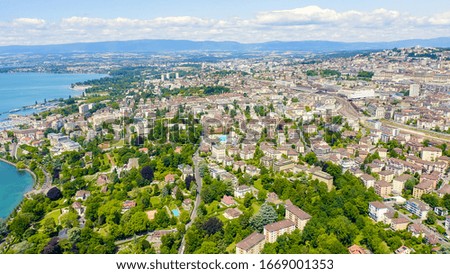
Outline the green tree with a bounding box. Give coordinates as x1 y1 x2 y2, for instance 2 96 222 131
202 217 223 235
250 203 278 232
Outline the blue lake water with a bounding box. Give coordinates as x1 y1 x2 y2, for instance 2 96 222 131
0 161 34 219
0 73 106 120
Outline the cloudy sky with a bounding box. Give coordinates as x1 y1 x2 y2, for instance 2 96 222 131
1 0 450 45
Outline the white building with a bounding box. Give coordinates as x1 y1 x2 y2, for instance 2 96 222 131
368 201 389 222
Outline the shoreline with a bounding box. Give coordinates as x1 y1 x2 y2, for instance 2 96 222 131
0 157 37 221
0 157 38 190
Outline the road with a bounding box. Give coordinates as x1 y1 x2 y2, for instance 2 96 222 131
178 150 203 254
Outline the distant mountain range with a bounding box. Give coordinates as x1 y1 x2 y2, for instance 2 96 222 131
1 37 450 54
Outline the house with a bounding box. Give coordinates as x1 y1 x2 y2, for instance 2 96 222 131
233 161 246 172
368 201 389 222
285 204 311 231
246 165 261 177
72 202 84 215
434 207 448 217
421 147 442 161
223 156 234 167
165 174 176 183
348 244 367 254
445 216 450 231
408 223 425 238
97 174 109 186
148 229 177 253
236 232 265 254
221 195 236 207
178 164 193 181
266 192 282 205
234 185 252 198
395 246 412 254
360 174 376 189
240 149 254 160
392 174 413 194
182 199 192 211
405 199 430 220
374 180 392 198
438 184 450 198
263 219 296 243
223 208 243 220
390 217 410 231
122 200 137 212
127 158 139 170
75 190 91 201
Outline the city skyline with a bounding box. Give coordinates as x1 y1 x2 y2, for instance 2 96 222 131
2 1 450 45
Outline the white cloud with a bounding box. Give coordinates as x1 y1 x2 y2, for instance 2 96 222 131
1 7 450 46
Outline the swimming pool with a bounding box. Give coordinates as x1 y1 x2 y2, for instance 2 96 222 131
172 209 180 217
219 135 227 143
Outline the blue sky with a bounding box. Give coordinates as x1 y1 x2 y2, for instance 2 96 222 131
1 0 450 45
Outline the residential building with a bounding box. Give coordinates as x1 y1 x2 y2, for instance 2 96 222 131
368 201 389 222
75 190 91 201
221 195 236 207
395 246 412 254
413 180 433 199
405 199 430 220
285 204 311 231
378 170 395 182
263 220 296 243
391 217 410 231
273 160 294 173
434 207 448 217
421 147 442 162
360 174 376 189
212 144 226 161
392 174 413 194
445 216 450 231
223 208 243 220
408 223 425 238
234 185 252 198
375 180 392 198
311 170 334 191
236 232 265 254
348 244 367 254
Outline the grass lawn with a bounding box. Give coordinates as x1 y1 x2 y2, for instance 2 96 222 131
254 180 264 191
251 202 261 213
45 209 62 223
206 201 221 215
150 196 161 206
111 139 125 148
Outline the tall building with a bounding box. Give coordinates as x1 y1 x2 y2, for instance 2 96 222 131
409 84 420 97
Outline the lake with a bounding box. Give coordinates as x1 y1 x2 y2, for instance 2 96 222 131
0 73 106 120
0 160 34 219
